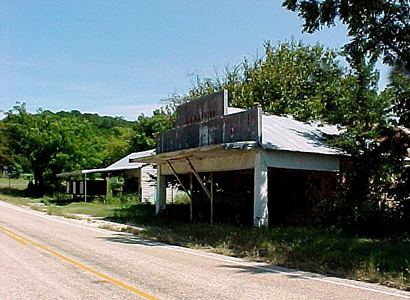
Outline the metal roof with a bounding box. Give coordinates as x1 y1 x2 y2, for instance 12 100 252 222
82 149 155 174
133 109 344 166
102 149 155 172
57 150 155 177
261 114 343 155
227 107 344 156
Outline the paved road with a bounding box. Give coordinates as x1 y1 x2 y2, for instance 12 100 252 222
1 201 409 300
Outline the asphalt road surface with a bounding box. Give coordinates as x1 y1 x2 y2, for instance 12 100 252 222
1 201 410 300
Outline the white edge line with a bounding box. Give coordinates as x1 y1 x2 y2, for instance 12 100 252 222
161 245 410 299
0 201 110 235
1 200 409 299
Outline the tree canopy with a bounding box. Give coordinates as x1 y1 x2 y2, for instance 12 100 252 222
128 109 175 152
282 0 410 69
187 40 390 126
0 105 135 194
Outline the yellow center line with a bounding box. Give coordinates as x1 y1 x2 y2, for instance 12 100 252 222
0 225 29 245
0 224 158 300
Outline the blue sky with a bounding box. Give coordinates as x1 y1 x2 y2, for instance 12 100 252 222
0 0 390 120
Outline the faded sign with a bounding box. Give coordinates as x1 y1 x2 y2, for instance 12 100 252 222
176 90 228 126
158 108 261 153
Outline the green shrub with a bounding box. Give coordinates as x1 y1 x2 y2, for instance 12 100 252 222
174 191 190 204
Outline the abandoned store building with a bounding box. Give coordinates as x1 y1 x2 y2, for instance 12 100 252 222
133 91 345 227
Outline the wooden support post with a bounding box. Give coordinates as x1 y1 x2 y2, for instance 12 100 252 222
186 157 213 224
185 158 212 199
84 173 87 202
189 173 193 222
167 160 193 221
105 175 110 203
156 164 166 215
254 151 269 227
166 161 191 197
210 172 214 225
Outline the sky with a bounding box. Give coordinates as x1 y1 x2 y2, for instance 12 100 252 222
0 0 390 121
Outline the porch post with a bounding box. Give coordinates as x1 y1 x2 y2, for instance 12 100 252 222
105 175 111 202
84 173 87 202
156 164 166 215
254 151 269 227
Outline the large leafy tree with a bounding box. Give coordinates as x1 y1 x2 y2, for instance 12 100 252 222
0 121 12 167
101 126 133 166
129 109 175 152
282 0 409 127
3 104 105 194
282 0 410 232
189 40 354 123
56 110 135 166
282 0 410 68
388 65 410 128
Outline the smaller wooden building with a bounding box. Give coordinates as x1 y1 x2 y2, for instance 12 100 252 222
58 150 157 203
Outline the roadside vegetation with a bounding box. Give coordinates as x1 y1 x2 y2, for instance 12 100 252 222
136 223 410 291
1 185 409 291
0 177 28 188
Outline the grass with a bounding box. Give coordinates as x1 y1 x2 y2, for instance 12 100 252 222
0 192 39 206
0 180 38 206
46 202 135 219
0 177 28 189
1 187 409 291
131 223 410 290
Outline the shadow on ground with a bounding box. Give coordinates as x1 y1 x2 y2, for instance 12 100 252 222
98 233 164 247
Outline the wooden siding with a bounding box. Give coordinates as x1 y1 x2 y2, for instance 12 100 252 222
140 164 156 203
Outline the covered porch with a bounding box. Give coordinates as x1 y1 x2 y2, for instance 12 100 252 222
133 143 340 227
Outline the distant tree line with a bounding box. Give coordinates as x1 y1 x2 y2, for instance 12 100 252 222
0 106 134 194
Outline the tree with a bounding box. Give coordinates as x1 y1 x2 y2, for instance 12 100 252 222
282 0 409 126
102 126 134 166
282 0 410 68
3 104 105 194
0 121 12 167
388 66 410 128
55 110 135 166
189 40 355 123
282 0 410 233
129 109 175 152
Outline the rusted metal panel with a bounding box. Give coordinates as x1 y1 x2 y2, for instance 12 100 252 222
158 109 261 153
176 90 228 126
223 108 259 143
